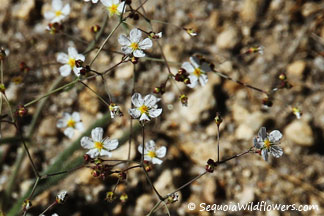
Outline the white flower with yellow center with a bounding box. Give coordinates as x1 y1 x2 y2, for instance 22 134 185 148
253 127 283 161
44 0 70 23
118 28 153 58
57 47 85 77
128 93 162 122
138 140 167 165
81 127 119 158
57 112 84 139
101 0 125 16
84 0 99 3
181 56 211 88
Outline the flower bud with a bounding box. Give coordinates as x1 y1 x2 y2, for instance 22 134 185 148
56 191 68 204
262 97 273 107
16 105 28 117
279 73 286 81
23 199 32 211
143 161 152 172
75 59 84 68
120 193 128 203
80 65 91 76
166 193 179 204
292 107 302 119
184 28 197 37
91 25 101 33
131 56 139 64
205 159 216 173
179 94 188 107
0 84 5 93
83 154 91 163
105 191 115 202
214 113 223 126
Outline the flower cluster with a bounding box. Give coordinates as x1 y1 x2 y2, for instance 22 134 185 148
253 127 283 161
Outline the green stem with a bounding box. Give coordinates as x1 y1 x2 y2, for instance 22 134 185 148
146 200 162 216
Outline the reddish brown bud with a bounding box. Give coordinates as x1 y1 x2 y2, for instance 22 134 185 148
91 25 101 33
205 159 216 173
16 105 28 117
131 56 138 64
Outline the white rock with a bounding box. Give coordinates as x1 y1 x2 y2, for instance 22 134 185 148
284 120 314 147
216 27 240 50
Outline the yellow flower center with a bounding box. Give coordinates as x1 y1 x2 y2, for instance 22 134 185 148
193 68 202 77
264 139 271 149
55 10 62 17
67 119 75 128
130 42 139 51
68 58 75 68
138 105 148 114
95 141 103 150
108 4 118 15
147 151 156 158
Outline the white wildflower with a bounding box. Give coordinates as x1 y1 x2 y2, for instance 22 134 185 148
118 28 153 58
57 112 84 139
44 0 70 23
138 140 167 165
128 93 162 122
57 47 85 77
181 56 211 88
101 0 125 16
81 127 119 158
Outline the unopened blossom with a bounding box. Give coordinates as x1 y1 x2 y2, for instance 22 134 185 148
181 56 211 88
101 0 125 16
81 127 118 158
118 28 153 58
56 191 68 204
128 93 162 122
109 103 123 118
57 47 85 77
253 127 283 161
57 112 84 139
292 107 302 119
138 140 167 165
84 0 99 3
44 0 70 23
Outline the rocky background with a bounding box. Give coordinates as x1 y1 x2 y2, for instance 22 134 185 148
0 0 324 215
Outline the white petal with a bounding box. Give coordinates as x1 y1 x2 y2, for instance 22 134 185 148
68 47 78 58
269 130 282 143
130 28 142 43
138 38 152 50
133 49 146 58
151 157 163 165
72 112 81 122
144 155 152 162
100 149 112 157
61 4 70 16
128 108 141 119
118 34 131 46
261 149 268 161
187 75 198 88
86 148 99 158
258 127 267 140
100 0 112 6
56 119 67 128
131 93 143 107
117 1 125 13
92 0 99 3
64 127 74 139
103 139 118 150
121 46 133 54
181 62 195 73
140 113 150 121
44 11 55 20
271 145 283 158
52 0 63 11
51 16 64 23
253 137 263 149
138 144 143 154
199 74 208 86
143 94 158 107
145 140 156 151
190 56 200 68
148 108 162 118
81 136 94 149
91 127 103 142
73 66 82 77
75 54 85 61
75 122 84 131
59 65 72 77
57 52 69 64
112 0 119 4
156 146 166 158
